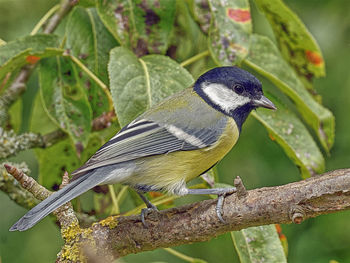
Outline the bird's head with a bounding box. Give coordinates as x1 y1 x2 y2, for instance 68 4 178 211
194 66 276 130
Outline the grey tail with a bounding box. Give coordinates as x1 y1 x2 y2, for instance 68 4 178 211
10 171 106 231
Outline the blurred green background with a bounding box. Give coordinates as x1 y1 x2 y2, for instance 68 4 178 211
0 0 349 262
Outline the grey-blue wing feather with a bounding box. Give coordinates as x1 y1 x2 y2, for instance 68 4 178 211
71 117 228 177
71 89 229 177
10 169 108 231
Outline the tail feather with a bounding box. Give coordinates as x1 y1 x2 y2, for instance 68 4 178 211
10 171 106 231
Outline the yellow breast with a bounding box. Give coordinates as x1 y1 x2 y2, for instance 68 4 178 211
127 118 240 194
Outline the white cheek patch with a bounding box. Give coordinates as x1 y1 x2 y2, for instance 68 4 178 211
201 82 250 113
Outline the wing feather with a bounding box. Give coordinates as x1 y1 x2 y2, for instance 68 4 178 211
71 94 229 178
71 120 209 176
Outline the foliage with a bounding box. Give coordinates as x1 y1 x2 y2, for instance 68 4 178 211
0 0 336 262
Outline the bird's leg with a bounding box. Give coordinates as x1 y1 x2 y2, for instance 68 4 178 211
186 187 236 223
137 191 158 227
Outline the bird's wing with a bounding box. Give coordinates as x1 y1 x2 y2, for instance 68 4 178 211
71 117 228 177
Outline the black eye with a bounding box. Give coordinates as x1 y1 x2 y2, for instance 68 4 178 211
234 84 244 94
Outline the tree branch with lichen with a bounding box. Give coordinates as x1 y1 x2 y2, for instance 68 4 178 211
0 111 115 160
0 162 38 209
3 164 350 262
0 129 66 159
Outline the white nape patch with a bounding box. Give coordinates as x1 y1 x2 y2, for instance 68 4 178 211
201 82 250 113
165 124 206 148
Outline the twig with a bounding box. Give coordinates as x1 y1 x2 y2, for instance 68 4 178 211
115 185 129 204
43 0 78 34
234 176 248 198
180 50 210 67
0 111 116 160
163 248 205 263
0 162 37 209
55 168 350 261
108 185 120 215
0 66 35 126
0 128 66 159
30 4 60 35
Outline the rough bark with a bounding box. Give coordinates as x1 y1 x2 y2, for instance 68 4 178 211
52 168 350 262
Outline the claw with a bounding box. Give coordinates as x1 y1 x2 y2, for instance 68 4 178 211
215 187 236 223
140 206 158 227
216 195 226 223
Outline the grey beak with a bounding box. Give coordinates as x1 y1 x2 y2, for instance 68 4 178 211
252 96 277 110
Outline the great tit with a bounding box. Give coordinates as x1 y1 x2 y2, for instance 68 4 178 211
10 66 276 231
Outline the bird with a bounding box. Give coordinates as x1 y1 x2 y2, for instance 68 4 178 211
10 66 276 231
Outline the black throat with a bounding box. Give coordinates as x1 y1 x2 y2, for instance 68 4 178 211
230 104 255 132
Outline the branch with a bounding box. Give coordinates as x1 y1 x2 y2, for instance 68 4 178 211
56 168 350 262
4 162 350 262
0 162 36 209
42 0 78 35
0 128 66 159
0 110 115 159
0 0 78 126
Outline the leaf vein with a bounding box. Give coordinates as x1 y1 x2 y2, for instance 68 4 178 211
139 58 151 107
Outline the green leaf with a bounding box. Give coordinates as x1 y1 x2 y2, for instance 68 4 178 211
65 7 118 117
30 92 57 134
231 225 287 263
8 99 22 133
30 94 80 189
173 1 207 62
208 0 252 65
96 0 176 56
80 132 106 163
66 7 118 85
0 34 63 80
78 0 96 8
108 47 194 127
30 94 113 189
35 139 81 189
0 38 5 46
254 0 325 83
187 0 211 34
173 1 216 80
39 57 92 148
245 34 334 152
252 96 324 178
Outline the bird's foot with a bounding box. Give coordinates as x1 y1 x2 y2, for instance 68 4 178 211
215 187 236 223
140 204 158 227
186 187 236 223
